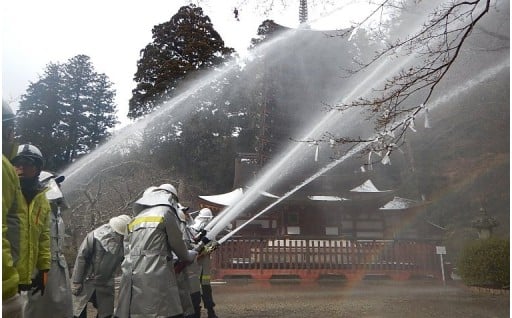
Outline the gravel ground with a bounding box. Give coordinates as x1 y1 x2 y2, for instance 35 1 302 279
207 279 509 318
88 279 509 317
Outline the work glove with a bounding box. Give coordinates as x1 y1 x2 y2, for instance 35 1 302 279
31 270 49 296
71 283 83 296
193 229 207 244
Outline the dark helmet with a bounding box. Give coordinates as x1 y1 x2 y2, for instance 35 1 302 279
2 100 16 123
12 144 44 169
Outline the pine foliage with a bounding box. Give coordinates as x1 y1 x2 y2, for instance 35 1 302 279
16 55 117 171
128 5 234 118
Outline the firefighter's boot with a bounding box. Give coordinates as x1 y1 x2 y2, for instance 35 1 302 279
189 291 202 318
201 284 218 318
206 308 218 318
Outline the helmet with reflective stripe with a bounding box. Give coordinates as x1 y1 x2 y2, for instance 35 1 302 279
12 144 44 169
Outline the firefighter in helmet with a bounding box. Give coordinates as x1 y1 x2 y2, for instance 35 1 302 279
71 214 132 318
10 144 52 302
189 208 218 318
115 184 197 318
2 100 25 317
25 171 73 318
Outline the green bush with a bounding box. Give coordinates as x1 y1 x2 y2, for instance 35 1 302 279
457 237 509 288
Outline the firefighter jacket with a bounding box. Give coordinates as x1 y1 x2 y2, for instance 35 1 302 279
26 201 73 317
12 176 51 287
2 155 22 300
71 224 124 317
188 217 215 308
175 216 197 316
114 205 195 318
183 219 202 294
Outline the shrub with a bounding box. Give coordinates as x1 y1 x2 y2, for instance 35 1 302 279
457 237 509 288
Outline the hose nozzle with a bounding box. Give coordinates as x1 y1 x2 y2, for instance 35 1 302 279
193 229 207 244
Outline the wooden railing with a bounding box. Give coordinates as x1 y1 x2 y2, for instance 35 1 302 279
211 237 442 281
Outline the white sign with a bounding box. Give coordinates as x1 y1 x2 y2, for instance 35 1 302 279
436 246 446 255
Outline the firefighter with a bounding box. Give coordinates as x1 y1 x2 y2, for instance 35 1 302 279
2 100 25 318
11 144 52 301
25 171 73 318
71 214 132 318
114 184 197 318
174 203 200 318
190 208 218 318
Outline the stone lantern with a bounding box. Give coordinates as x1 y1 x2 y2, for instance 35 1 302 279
471 208 498 239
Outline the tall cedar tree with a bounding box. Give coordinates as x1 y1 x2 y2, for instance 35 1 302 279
16 55 117 171
128 5 234 118
127 5 241 191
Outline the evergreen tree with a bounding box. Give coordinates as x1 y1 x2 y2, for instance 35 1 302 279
126 5 243 192
17 62 66 169
16 55 117 171
128 4 234 118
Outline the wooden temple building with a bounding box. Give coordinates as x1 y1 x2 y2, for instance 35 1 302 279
197 1 446 281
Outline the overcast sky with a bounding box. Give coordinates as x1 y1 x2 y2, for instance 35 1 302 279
2 0 377 125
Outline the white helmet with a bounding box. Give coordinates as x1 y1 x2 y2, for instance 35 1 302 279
133 184 178 214
143 186 158 196
157 183 178 198
39 171 54 182
134 191 173 209
191 208 213 231
176 203 189 222
109 214 132 235
197 208 213 219
12 144 44 169
39 171 65 201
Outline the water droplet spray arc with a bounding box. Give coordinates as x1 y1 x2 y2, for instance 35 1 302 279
59 30 295 189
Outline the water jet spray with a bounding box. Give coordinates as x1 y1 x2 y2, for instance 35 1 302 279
209 60 509 244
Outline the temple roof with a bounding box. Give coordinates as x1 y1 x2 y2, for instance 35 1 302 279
198 188 244 206
379 196 421 210
350 179 392 193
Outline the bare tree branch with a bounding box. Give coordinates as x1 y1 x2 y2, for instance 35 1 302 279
318 0 492 158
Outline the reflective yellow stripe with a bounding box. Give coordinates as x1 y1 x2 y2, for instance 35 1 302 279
128 216 164 231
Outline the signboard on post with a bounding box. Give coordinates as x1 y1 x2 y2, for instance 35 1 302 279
436 246 447 284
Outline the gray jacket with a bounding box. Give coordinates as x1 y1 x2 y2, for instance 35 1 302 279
115 205 195 318
71 223 124 317
25 203 73 317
